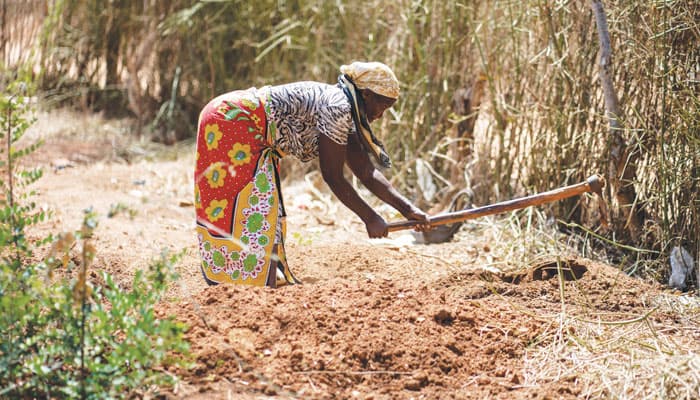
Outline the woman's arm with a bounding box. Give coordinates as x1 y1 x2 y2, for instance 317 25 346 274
345 134 429 225
318 134 389 238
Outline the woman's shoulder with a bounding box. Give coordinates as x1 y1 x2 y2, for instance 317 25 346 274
271 80 335 92
270 81 348 107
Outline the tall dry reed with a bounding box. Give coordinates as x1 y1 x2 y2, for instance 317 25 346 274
5 0 699 282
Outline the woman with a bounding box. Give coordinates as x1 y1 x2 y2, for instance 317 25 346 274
194 61 430 288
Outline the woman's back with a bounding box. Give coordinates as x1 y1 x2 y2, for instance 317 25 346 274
268 81 355 161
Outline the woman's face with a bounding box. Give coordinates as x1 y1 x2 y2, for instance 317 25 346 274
361 89 397 122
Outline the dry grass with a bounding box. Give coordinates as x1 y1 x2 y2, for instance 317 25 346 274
524 298 700 399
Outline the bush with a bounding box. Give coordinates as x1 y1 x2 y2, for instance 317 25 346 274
0 84 189 399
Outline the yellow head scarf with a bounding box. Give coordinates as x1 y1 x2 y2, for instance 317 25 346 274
339 61 400 99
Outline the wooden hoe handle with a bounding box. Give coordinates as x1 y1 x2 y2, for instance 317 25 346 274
388 175 604 233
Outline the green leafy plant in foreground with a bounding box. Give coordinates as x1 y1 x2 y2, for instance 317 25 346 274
0 84 189 399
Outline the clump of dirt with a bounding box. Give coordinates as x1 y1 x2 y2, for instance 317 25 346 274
530 257 589 281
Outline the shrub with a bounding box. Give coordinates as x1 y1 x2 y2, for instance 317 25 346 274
0 83 189 399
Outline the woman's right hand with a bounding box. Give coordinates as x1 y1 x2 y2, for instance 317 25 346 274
365 214 388 238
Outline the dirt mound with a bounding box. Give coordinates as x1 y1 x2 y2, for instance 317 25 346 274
165 280 540 399
161 257 662 399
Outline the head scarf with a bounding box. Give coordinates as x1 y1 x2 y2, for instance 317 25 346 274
338 69 394 169
339 62 400 99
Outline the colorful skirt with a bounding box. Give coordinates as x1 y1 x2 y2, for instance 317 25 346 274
194 87 299 287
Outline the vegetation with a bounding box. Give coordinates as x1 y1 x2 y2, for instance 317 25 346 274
0 2 698 398
0 81 189 398
3 1 698 279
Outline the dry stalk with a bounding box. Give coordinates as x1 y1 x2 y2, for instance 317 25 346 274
524 292 700 399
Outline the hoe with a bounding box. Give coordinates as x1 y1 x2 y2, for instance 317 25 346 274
390 175 607 244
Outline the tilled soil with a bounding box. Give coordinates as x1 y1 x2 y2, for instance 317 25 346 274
161 257 662 400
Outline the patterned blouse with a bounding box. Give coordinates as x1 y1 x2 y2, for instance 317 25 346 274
267 81 356 162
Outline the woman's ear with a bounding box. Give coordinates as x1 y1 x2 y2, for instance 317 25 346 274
359 88 372 103
360 89 396 106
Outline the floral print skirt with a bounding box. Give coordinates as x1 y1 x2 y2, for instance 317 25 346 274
194 87 298 287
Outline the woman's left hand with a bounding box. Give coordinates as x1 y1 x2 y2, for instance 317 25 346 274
403 207 432 232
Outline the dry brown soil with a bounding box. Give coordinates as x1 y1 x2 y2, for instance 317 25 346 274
25 111 693 399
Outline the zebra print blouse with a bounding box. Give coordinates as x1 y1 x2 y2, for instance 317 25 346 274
267 81 356 162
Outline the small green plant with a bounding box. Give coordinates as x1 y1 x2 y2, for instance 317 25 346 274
43 216 190 398
0 83 189 399
108 202 138 219
292 231 314 246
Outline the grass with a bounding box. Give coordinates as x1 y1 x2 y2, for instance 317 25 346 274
524 301 700 399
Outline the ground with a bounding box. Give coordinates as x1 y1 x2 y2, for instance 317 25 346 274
24 110 700 399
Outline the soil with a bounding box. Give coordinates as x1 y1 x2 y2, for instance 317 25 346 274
25 111 692 399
